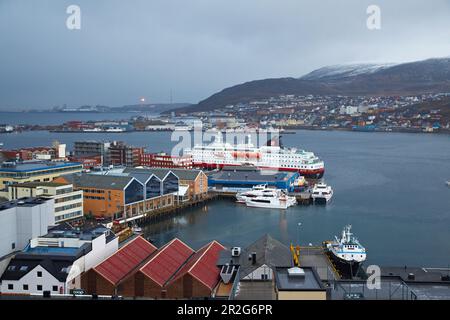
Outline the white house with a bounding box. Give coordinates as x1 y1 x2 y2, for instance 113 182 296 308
0 224 118 295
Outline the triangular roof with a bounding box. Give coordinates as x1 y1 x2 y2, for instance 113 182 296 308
239 234 292 278
93 236 157 285
139 238 194 287
167 240 226 290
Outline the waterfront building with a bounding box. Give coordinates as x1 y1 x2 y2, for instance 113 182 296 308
81 236 157 296
0 142 66 162
106 141 143 167
7 182 83 223
55 173 176 220
116 238 225 299
0 197 55 259
139 153 193 169
0 161 83 198
67 155 102 170
208 166 299 192
74 141 110 159
124 168 208 200
0 223 118 295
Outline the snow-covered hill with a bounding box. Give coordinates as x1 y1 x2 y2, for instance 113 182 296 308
301 63 397 80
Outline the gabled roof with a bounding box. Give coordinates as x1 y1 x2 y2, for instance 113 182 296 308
218 234 292 279
93 236 157 285
123 167 170 180
62 173 135 190
0 255 76 282
124 167 203 181
167 240 226 290
139 238 194 287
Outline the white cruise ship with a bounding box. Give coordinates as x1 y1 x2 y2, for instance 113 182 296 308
184 135 325 178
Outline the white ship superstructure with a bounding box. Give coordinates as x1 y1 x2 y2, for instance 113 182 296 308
245 189 297 209
185 135 325 178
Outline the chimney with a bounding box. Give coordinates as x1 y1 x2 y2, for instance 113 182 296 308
251 252 256 265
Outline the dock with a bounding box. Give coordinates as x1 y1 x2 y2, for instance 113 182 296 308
298 246 341 281
108 193 219 228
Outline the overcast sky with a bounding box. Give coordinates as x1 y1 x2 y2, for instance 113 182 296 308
0 0 449 110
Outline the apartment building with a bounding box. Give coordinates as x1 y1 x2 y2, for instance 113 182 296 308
7 182 83 223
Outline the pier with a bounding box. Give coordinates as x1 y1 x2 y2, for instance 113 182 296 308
116 193 219 227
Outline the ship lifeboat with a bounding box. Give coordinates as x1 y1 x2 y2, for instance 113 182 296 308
246 152 260 159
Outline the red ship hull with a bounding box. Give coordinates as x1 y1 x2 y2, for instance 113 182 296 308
194 162 325 179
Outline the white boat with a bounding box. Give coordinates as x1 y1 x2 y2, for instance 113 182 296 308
236 184 271 203
132 225 143 234
105 127 126 132
311 182 333 203
446 181 450 187
245 189 297 209
83 128 103 132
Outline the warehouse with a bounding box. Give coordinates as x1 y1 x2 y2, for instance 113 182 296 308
81 236 157 296
208 166 299 192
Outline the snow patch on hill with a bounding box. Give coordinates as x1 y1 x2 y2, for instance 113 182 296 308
301 63 398 80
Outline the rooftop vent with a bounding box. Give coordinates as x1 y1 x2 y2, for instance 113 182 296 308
231 247 241 257
287 267 305 278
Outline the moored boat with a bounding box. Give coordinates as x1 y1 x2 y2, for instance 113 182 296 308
185 134 325 178
245 189 297 209
311 182 333 204
324 225 366 279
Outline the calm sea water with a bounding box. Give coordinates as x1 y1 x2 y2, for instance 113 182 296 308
1 128 449 267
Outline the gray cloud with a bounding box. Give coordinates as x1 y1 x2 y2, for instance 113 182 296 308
0 0 449 110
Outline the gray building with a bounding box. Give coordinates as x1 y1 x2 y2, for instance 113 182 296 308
0 198 55 259
74 141 110 158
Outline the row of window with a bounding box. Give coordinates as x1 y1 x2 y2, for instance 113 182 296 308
55 202 82 212
7 283 59 292
55 210 83 222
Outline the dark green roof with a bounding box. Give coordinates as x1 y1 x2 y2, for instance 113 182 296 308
63 173 134 190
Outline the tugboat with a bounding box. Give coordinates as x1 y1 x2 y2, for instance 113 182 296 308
311 182 333 204
325 225 366 278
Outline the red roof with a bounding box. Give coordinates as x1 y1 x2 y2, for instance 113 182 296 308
93 236 157 285
140 238 194 286
168 240 226 290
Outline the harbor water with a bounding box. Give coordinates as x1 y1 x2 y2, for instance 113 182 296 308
1 129 449 267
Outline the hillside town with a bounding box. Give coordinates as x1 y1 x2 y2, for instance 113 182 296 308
2 93 449 135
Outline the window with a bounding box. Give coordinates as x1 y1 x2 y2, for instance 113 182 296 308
23 284 28 291
37 285 42 291
11 243 15 250
8 284 13 290
20 266 28 272
52 286 58 292
37 271 42 277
